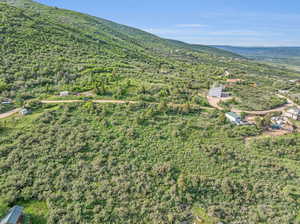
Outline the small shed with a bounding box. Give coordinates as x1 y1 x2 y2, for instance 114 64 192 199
226 112 242 125
278 90 289 94
59 91 69 97
208 86 229 98
19 108 30 116
0 206 24 224
1 99 12 105
284 107 300 120
223 71 230 76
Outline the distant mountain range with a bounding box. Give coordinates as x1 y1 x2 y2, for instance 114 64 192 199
214 46 300 69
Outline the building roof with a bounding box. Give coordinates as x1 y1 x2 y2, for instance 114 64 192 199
286 107 300 114
208 86 223 96
226 112 240 119
20 108 29 113
0 206 23 224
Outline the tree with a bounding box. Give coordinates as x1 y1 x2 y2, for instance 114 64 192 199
0 79 8 93
218 113 227 125
0 199 9 217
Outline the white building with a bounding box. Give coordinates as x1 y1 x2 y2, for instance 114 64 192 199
270 116 288 129
208 86 229 98
1 98 12 104
60 91 69 97
278 90 289 94
19 108 30 116
284 107 300 120
225 112 242 125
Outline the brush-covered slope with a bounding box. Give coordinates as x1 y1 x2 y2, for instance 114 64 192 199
0 0 247 100
1 0 243 59
2 1 300 223
1 0 298 102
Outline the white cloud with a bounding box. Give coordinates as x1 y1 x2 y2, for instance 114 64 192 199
142 28 182 35
175 24 207 28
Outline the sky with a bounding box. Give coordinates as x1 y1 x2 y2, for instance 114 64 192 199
35 0 300 46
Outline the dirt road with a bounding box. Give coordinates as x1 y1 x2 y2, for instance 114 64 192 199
1 94 298 120
207 95 299 115
41 100 136 104
0 108 21 119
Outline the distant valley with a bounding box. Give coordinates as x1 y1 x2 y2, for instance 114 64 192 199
214 45 300 71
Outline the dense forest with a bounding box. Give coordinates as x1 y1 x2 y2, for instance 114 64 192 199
1 0 300 223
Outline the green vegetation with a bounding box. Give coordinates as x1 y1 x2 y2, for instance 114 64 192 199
0 199 9 218
1 0 300 223
20 201 48 224
0 0 299 110
0 103 299 224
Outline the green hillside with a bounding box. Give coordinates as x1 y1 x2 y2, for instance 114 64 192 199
166 39 244 58
1 1 300 224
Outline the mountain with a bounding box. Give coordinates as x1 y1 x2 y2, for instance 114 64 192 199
0 0 249 99
214 45 300 70
165 39 245 58
2 1 300 224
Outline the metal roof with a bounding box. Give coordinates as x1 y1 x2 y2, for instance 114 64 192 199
0 206 23 224
287 107 300 114
208 86 223 97
226 112 240 119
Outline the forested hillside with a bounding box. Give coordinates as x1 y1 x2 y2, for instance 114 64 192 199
1 0 300 223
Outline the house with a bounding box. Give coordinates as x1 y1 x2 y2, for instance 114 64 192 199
270 116 288 129
278 90 289 94
19 108 30 116
0 206 24 224
223 71 230 76
208 86 229 98
225 112 243 125
1 99 12 105
289 80 300 83
283 107 300 120
59 91 69 97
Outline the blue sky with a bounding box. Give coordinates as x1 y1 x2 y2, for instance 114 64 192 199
36 0 300 46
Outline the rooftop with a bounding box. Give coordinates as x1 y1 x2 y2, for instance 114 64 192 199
226 112 240 119
286 107 300 114
0 206 23 224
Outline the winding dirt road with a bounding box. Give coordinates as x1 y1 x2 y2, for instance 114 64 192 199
0 108 21 119
1 94 297 120
207 95 299 115
40 100 136 104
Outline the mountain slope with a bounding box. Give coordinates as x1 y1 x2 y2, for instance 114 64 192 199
2 0 243 59
2 2 300 223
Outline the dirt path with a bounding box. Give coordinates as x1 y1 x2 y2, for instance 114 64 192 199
231 103 293 115
41 100 136 104
207 95 299 115
1 94 298 120
0 108 21 119
206 96 230 110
